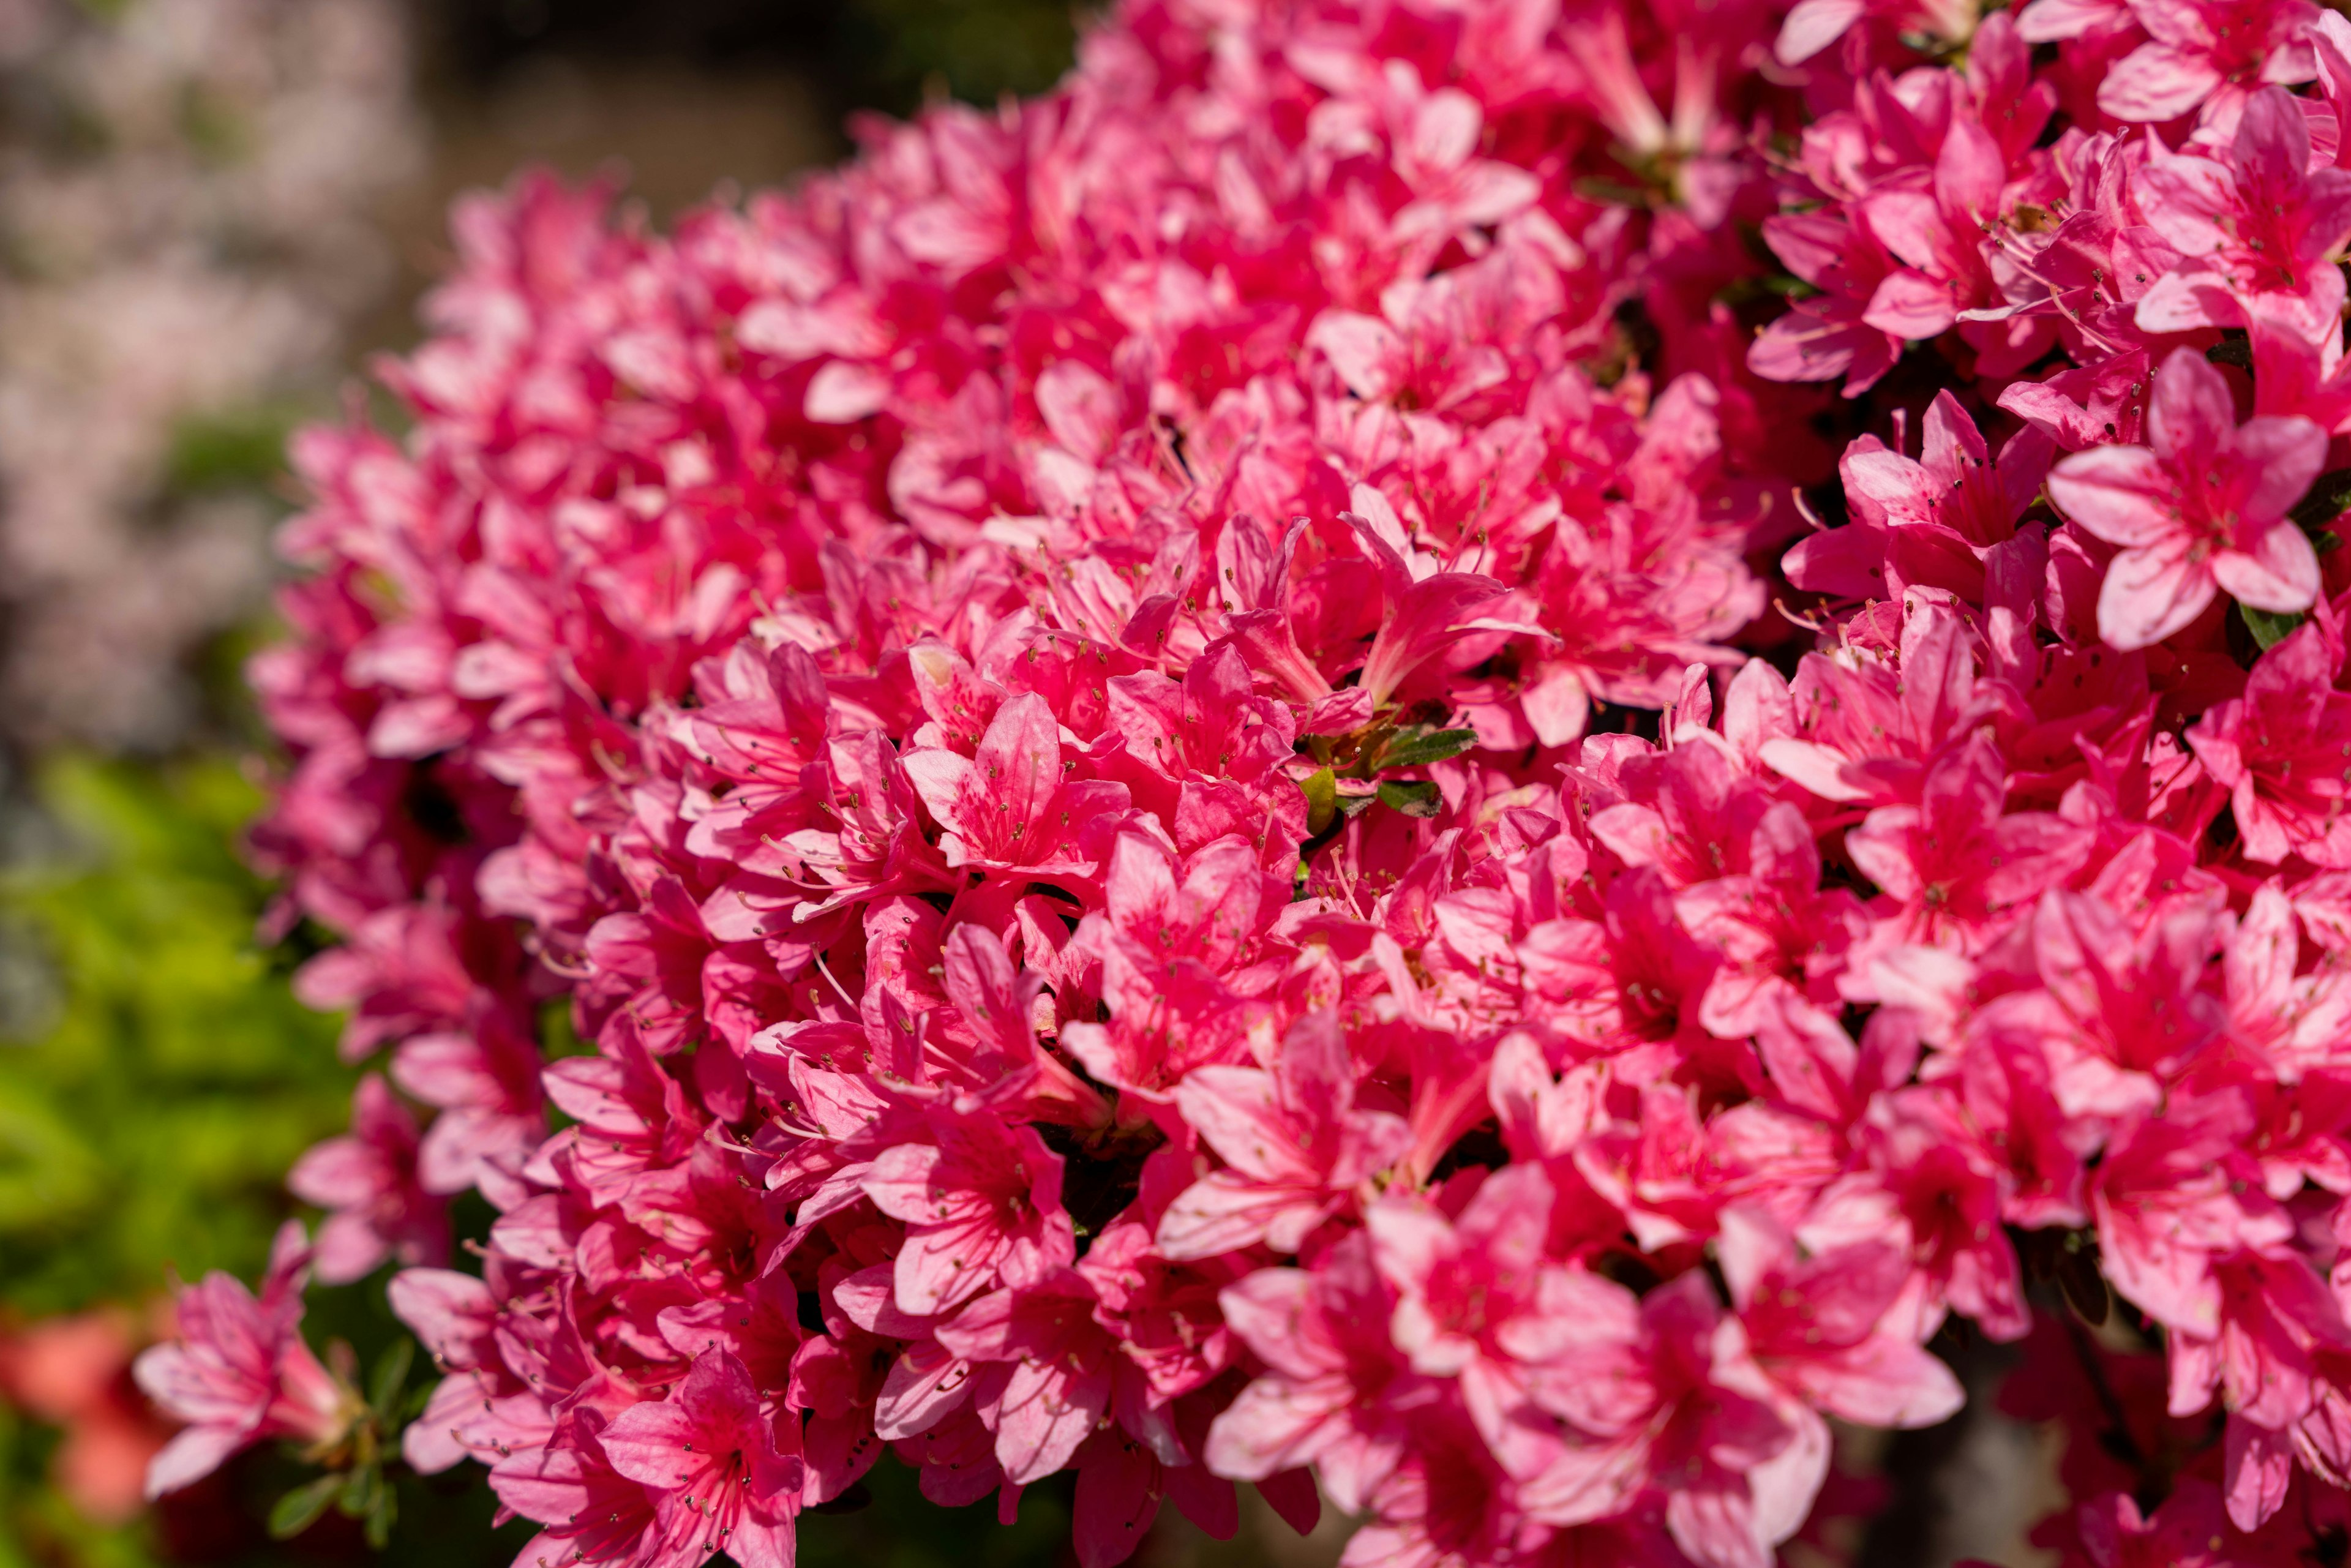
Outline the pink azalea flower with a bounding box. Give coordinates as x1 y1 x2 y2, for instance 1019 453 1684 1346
2096 0 2319 126
1775 0 1978 66
1842 732 2096 956
1157 1011 1408 1259
2135 87 2351 342
287 1076 448 1285
133 1224 356 1498
2090 1096 2295 1336
2188 616 2351 868
1785 394 2052 603
928 1272 1128 1488
231 1 2351 1559
2045 346 2327 649
864 1108 1076 1316
1715 1207 1963 1429
1517 1272 1816 1568
598 1349 804 1568
1749 209 1905 396
1205 1237 1419 1516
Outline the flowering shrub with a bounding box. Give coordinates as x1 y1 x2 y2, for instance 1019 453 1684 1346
141 0 2351 1561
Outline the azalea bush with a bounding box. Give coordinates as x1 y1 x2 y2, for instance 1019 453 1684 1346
135 0 2351 1562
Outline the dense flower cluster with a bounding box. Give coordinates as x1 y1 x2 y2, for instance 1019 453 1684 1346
139 0 2351 1562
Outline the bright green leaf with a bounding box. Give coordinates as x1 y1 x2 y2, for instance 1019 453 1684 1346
2241 604 2307 651
1374 728 1478 771
1378 779 1444 817
1300 768 1338 837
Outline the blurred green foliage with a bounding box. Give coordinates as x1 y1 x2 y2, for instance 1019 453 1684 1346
160 407 301 501
834 0 1084 108
0 757 347 1318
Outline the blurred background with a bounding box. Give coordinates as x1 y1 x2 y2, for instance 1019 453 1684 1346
0 3 2058 1565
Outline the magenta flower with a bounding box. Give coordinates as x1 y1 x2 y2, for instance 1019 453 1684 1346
1717 1207 1963 1430
930 1273 1120 1487
2046 347 2326 650
2095 0 2319 125
1157 1011 1408 1259
1205 1237 1418 1515
2136 87 2351 342
133 1225 356 1498
598 1350 804 1568
864 1109 1076 1316
2188 617 2351 868
287 1076 448 1285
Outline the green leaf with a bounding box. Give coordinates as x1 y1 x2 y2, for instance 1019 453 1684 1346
365 1485 398 1551
162 404 298 495
1374 728 1478 771
1378 779 1443 817
268 1474 343 1540
1300 768 1338 837
340 1460 373 1516
370 1336 414 1415
2241 604 2307 650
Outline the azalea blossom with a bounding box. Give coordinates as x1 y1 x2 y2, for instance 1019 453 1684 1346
2045 347 2325 650
134 1225 355 1498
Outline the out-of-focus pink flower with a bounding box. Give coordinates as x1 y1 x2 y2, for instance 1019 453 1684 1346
132 1224 355 1498
287 1076 448 1283
0 1311 171 1525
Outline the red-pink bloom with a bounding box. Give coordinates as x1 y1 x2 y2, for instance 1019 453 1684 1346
598 1349 804 1568
229 3 2351 1561
864 1108 1076 1316
2188 617 2351 868
2069 1480 2265 1567
2046 347 2326 649
2094 0 2319 125
1517 1272 1817 1568
902 692 1131 879
287 1076 448 1285
133 1225 355 1498
1842 733 2094 956
2135 87 2351 342
1775 0 1976 65
1786 394 2052 604
1206 1237 1419 1516
2091 1096 2295 1335
1716 1207 1963 1430
1749 209 1905 396
928 1272 1127 1487
1157 1012 1408 1259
